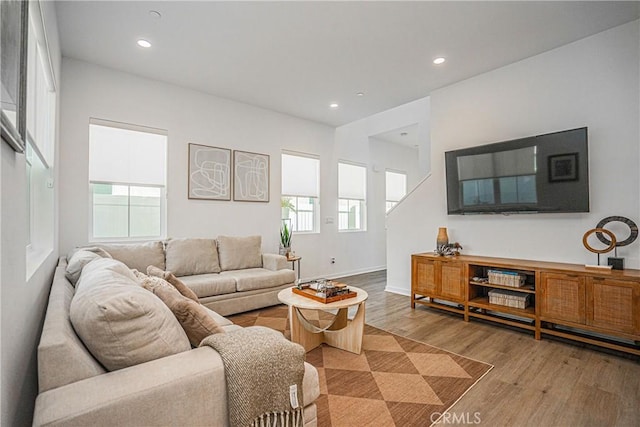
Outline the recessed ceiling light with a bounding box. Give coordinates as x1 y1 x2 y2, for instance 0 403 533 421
149 10 162 19
329 103 339 109
356 92 365 97
433 57 446 65
137 39 152 48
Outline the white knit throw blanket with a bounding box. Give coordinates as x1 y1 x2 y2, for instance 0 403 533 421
200 326 305 427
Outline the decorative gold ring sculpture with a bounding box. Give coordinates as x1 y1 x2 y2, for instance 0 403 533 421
582 228 617 254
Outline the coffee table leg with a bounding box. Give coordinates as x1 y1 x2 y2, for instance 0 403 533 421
289 303 366 354
324 302 365 354
290 306 324 352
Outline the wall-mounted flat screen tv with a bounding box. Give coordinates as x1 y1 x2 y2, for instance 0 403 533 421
445 127 589 214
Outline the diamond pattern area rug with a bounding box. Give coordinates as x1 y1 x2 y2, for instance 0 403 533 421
228 305 493 427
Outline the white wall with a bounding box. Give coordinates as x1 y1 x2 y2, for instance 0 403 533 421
59 59 416 280
387 20 640 294
1 2 62 426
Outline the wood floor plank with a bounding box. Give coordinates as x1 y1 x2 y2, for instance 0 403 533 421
337 270 640 427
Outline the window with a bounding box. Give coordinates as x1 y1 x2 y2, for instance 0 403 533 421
281 152 319 232
338 162 366 231
385 170 407 212
89 120 167 240
25 2 56 277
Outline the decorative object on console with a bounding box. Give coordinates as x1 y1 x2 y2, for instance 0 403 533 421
434 226 462 257
436 227 449 247
435 242 463 256
233 150 270 202
188 143 231 201
435 227 454 255
595 216 638 270
582 227 616 270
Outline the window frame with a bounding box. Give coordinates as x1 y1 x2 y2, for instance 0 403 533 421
281 151 320 234
338 161 367 232
88 120 168 242
385 169 407 213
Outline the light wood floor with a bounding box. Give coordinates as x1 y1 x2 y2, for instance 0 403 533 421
338 270 640 427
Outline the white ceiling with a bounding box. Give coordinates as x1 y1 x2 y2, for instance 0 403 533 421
55 1 639 127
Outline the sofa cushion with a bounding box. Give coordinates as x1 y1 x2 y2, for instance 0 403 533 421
178 273 237 298
75 258 139 294
97 241 165 272
141 276 225 347
65 248 112 286
147 265 199 302
165 238 221 276
38 263 107 393
221 268 296 292
70 259 190 371
204 306 233 327
217 235 262 271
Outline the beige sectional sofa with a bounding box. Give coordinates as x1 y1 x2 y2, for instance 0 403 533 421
92 235 296 316
33 236 319 426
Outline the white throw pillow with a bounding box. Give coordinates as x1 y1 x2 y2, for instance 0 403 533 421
217 235 262 271
70 258 190 371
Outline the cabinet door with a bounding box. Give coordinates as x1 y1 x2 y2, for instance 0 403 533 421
540 273 586 324
587 278 640 336
413 258 437 295
440 262 465 301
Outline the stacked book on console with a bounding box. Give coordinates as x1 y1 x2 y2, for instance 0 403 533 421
488 289 530 309
487 269 526 287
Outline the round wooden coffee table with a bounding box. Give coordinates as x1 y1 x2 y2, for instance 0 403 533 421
278 286 368 354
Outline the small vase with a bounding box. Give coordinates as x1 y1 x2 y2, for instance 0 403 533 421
437 227 449 247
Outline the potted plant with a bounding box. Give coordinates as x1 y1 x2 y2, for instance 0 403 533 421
280 220 292 257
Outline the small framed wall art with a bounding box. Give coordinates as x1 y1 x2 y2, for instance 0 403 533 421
188 143 231 200
548 153 579 182
233 150 270 202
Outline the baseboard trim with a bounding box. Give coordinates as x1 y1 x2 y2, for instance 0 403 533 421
301 266 386 283
328 265 386 280
384 285 411 296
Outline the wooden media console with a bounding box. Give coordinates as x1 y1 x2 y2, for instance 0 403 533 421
411 253 640 355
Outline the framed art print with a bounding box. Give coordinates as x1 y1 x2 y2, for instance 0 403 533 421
188 143 231 200
233 150 270 202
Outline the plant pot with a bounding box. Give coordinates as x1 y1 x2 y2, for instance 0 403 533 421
279 246 290 256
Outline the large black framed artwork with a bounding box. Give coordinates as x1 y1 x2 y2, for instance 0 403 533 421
1 0 29 153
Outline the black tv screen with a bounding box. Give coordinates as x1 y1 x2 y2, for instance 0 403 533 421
445 127 589 214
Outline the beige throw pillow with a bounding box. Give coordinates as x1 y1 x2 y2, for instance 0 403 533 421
142 276 225 346
96 241 166 272
147 265 199 302
165 238 221 276
65 248 112 286
217 235 262 271
70 259 190 371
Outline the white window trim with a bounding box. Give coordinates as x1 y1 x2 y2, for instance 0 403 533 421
281 150 321 233
87 119 168 242
25 1 56 280
88 182 167 243
385 168 408 212
281 195 320 234
338 160 367 232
